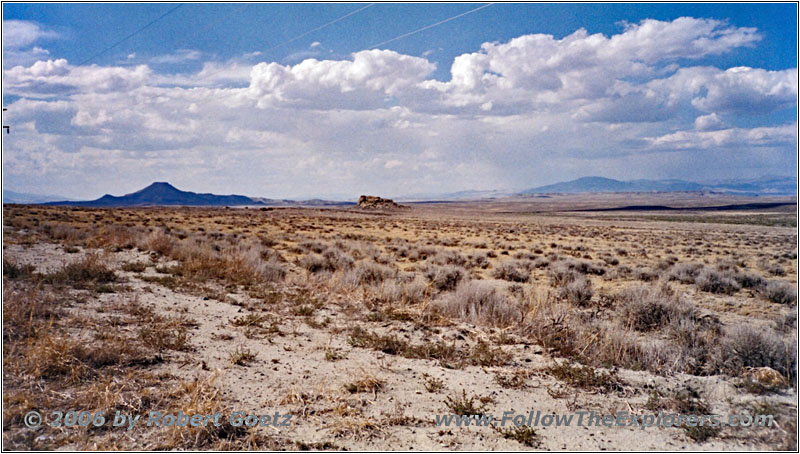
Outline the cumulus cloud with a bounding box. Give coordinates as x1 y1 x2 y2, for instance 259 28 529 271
2 16 796 198
2 20 59 68
246 49 435 109
2 20 58 49
149 49 203 64
688 66 797 115
4 59 151 96
419 17 764 113
694 113 726 131
646 124 797 150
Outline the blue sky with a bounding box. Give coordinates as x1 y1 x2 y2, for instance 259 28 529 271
2 3 797 199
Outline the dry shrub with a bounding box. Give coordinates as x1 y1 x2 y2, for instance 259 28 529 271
45 223 88 243
423 264 466 292
712 325 797 383
695 268 741 294
548 262 579 286
162 373 283 449
3 285 59 341
87 225 140 250
3 259 36 280
300 248 354 274
224 244 286 283
759 280 797 305
668 262 705 284
322 247 355 270
468 252 490 269
579 322 649 371
664 317 721 375
443 389 488 416
177 242 285 285
759 258 787 276
774 312 797 334
377 279 426 305
560 275 594 306
430 281 522 328
143 230 174 256
547 361 623 392
733 271 767 289
344 370 385 394
520 289 580 358
340 261 395 288
299 253 332 274
492 261 530 282
430 249 468 267
42 252 117 288
617 284 697 332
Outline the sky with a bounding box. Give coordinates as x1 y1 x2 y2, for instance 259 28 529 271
2 3 797 200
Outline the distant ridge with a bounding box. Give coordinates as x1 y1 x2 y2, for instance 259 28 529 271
42 182 353 207
3 190 75 204
520 175 797 196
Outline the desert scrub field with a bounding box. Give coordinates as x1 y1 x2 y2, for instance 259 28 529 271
2 203 797 450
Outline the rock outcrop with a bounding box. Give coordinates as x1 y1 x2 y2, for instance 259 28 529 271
356 195 403 210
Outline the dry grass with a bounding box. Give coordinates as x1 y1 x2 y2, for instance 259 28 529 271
2 201 796 450
443 389 488 416
429 281 522 328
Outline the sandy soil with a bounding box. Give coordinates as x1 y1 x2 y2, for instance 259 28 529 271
4 236 795 450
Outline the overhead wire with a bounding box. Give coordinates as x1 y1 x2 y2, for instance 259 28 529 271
262 3 375 55
198 3 375 82
367 3 494 49
77 4 184 66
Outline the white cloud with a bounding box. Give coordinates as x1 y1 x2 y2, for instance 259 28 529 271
2 20 58 49
2 20 59 68
246 49 436 109
4 59 151 96
150 49 203 64
309 41 321 49
1 17 795 199
688 66 797 115
419 17 763 114
646 124 797 150
694 113 725 131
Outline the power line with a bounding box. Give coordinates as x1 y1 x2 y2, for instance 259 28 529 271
168 4 248 54
368 3 494 49
262 3 375 55
77 4 184 66
199 3 374 82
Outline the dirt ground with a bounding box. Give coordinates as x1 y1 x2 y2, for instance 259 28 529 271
2 199 797 450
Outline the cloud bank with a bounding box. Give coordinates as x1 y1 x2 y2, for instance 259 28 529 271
2 17 796 199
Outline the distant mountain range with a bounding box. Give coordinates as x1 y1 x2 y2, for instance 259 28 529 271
520 176 797 196
396 189 516 202
37 182 352 207
3 190 76 204
5 175 795 207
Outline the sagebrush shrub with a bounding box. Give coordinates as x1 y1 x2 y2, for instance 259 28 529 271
492 261 530 283
431 281 521 327
424 264 466 292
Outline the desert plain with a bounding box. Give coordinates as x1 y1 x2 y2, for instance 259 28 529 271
2 192 797 450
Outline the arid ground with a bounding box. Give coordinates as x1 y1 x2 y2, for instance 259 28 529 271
2 194 797 450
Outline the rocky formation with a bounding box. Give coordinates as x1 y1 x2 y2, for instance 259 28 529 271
356 195 404 210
